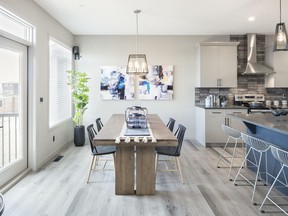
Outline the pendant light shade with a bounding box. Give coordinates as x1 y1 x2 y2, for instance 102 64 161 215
126 9 149 75
273 0 288 51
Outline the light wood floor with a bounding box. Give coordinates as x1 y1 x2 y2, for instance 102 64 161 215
2 140 286 216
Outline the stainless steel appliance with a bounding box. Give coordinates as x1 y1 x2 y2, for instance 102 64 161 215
234 94 269 113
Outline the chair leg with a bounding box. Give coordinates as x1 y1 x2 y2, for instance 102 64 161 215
251 152 263 205
233 147 252 185
155 153 159 172
259 165 285 213
175 157 184 184
216 136 231 168
228 139 238 181
87 155 96 183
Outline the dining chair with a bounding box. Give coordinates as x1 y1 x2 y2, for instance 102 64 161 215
166 117 176 132
95 118 104 132
86 124 116 183
155 124 186 183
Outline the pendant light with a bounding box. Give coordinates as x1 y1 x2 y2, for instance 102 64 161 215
126 9 149 75
273 0 288 52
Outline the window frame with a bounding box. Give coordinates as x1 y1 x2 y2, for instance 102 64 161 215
48 37 72 129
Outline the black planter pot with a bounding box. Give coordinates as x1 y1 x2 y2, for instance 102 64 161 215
74 125 85 146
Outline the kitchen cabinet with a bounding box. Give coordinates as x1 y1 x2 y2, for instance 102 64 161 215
195 107 247 146
195 42 239 87
265 51 288 87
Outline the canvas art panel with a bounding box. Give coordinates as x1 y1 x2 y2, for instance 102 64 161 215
100 66 134 100
139 65 174 100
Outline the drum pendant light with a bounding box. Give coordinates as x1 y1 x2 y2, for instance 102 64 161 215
126 9 149 75
273 0 288 51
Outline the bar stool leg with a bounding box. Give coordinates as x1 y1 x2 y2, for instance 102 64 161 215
259 165 285 213
216 136 231 168
228 138 238 181
233 148 252 186
251 152 263 205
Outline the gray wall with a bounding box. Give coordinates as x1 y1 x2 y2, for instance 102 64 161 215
75 35 230 139
1 0 74 170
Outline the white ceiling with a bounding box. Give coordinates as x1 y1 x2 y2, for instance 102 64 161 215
33 0 286 35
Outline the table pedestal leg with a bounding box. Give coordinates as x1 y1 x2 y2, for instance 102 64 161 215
136 146 156 195
115 146 134 195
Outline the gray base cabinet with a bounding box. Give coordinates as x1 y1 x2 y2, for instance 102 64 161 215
195 107 247 147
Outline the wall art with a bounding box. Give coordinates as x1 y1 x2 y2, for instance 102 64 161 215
139 65 174 100
100 66 134 100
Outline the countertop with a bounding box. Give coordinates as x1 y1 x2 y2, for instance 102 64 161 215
228 113 288 135
195 104 247 109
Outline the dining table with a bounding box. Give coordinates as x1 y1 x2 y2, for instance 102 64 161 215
93 114 178 195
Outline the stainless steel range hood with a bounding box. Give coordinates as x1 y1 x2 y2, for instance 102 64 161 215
240 34 275 75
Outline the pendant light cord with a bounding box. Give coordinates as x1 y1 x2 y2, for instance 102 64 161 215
280 0 282 23
134 9 140 55
136 11 138 55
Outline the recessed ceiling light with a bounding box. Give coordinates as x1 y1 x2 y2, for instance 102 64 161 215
248 17 255 22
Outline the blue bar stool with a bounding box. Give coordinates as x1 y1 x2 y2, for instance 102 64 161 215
216 124 243 181
233 133 271 205
259 146 288 214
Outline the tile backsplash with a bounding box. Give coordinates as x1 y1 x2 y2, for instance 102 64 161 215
195 75 288 106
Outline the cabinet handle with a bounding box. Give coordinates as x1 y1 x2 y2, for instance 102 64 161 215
217 78 221 87
212 112 222 114
232 112 242 114
227 118 230 126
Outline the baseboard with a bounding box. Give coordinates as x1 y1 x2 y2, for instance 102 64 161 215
36 139 73 171
206 142 244 147
0 168 31 194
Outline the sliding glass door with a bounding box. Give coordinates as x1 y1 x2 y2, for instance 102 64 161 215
0 36 28 188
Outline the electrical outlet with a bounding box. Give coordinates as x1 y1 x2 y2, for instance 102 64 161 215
283 94 286 98
53 136 55 142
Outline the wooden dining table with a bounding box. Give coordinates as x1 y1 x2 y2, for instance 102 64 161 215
93 114 178 195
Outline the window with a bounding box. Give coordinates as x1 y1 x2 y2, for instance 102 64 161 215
49 38 72 128
0 6 33 43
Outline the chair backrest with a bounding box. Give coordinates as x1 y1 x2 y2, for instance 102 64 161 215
87 124 98 153
95 118 104 132
271 146 288 166
174 124 186 156
241 132 270 152
221 124 241 139
167 118 176 132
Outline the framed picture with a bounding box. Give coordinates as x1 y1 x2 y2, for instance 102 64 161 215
139 65 174 100
100 66 134 100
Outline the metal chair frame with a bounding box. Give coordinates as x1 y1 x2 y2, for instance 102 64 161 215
155 124 186 184
233 132 271 205
259 146 288 215
166 118 176 133
217 124 244 181
95 118 104 132
87 124 115 183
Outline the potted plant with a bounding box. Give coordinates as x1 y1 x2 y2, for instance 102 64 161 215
67 70 90 146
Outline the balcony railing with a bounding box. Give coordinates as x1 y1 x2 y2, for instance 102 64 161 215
0 113 19 169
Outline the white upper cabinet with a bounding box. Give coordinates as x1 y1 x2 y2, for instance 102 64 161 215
265 50 288 88
195 42 239 88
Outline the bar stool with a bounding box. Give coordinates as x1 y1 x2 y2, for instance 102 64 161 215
233 133 271 205
259 146 288 214
216 124 243 181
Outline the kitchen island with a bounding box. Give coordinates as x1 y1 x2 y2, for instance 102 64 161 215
228 113 288 188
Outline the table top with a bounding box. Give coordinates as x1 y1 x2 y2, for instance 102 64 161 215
93 114 178 146
228 113 288 136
